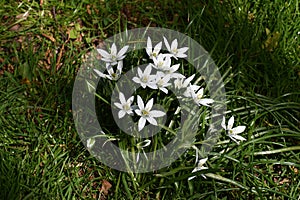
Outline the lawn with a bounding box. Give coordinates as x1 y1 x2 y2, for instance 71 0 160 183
0 0 300 199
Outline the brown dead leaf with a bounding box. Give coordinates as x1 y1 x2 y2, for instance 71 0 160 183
41 33 56 43
16 11 30 20
279 178 290 185
87 5 92 15
100 180 112 195
9 24 21 31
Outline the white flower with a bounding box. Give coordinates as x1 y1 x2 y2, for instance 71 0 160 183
174 74 195 90
135 96 166 131
146 37 162 60
132 64 157 89
93 61 123 80
221 116 247 144
152 54 171 71
155 72 171 94
188 158 208 180
97 43 129 66
190 88 214 106
136 139 151 163
114 92 134 118
163 37 189 59
160 63 186 79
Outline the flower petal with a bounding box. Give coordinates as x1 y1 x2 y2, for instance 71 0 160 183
111 43 117 55
154 42 162 53
119 92 126 104
97 48 110 58
117 45 129 58
146 116 158 125
228 116 234 130
114 102 123 110
137 95 144 110
144 64 152 76
93 69 106 78
231 134 246 141
150 110 165 117
138 117 146 131
163 37 171 51
171 39 178 51
145 98 154 110
231 126 246 134
198 158 208 166
118 110 126 118
221 116 226 130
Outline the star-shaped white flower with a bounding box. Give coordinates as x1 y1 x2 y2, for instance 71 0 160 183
155 72 171 94
221 116 247 144
135 96 166 131
188 158 208 180
190 88 214 106
97 43 129 66
152 54 172 71
159 63 186 79
136 139 151 163
114 92 134 118
93 61 123 80
132 64 157 89
145 37 162 60
174 74 196 90
163 37 189 59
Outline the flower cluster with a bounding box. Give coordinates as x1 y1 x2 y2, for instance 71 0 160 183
94 43 129 80
94 37 248 178
95 37 215 131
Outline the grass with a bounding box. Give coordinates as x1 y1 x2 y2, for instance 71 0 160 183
0 0 299 199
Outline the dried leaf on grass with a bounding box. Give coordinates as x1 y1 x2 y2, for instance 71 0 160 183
100 180 112 195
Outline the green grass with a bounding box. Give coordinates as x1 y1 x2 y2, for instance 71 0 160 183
0 0 300 199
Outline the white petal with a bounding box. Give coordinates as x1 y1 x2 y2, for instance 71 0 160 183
147 37 152 50
118 110 126 118
137 95 144 110
114 102 123 110
111 43 117 55
135 109 142 116
231 126 246 134
128 96 134 104
228 116 234 130
198 158 208 166
138 117 147 131
117 61 123 72
154 42 162 53
147 117 157 125
144 64 152 75
118 92 126 104
150 110 165 117
132 77 141 84
171 39 178 51
199 99 214 106
163 37 171 51
221 116 226 130
97 48 110 58
160 87 168 94
197 88 204 96
178 47 188 54
147 82 158 89
184 74 195 86
117 45 129 58
145 98 154 110
93 69 106 78
231 134 246 141
170 63 180 72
